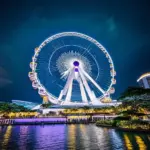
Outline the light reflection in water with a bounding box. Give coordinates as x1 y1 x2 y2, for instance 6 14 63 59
2 126 12 150
79 124 90 150
19 126 28 150
135 135 147 150
34 125 66 150
148 135 150 141
109 129 125 149
0 125 149 150
68 124 76 150
93 126 110 149
124 134 133 150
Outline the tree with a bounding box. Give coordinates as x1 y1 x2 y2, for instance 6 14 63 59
119 86 150 100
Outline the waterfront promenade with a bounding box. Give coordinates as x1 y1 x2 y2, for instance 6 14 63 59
0 114 121 125
0 117 91 125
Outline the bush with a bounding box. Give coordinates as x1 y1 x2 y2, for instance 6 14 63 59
96 120 114 126
116 120 150 130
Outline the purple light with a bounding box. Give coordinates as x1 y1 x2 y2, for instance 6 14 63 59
14 118 67 123
73 61 79 66
74 68 78 72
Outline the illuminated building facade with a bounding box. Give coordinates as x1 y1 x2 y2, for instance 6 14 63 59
137 73 150 89
12 100 39 110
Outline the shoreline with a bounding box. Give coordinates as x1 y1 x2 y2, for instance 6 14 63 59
1 121 149 134
96 124 150 133
0 118 92 125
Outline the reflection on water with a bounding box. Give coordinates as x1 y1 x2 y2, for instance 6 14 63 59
19 126 28 150
148 135 150 141
79 124 90 150
109 129 125 149
2 126 12 150
0 124 149 150
68 125 76 150
135 135 147 150
124 134 133 150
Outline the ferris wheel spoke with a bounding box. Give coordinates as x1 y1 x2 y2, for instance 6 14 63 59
61 69 71 79
82 45 91 55
80 68 105 94
78 78 88 103
64 75 73 103
78 69 100 104
61 69 74 95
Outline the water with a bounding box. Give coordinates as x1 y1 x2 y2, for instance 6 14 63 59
0 124 149 150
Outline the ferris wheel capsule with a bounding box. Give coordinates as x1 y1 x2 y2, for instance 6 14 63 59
35 47 39 52
110 69 116 77
28 72 36 81
30 62 37 70
113 70 116 76
110 69 113 76
109 87 115 94
32 81 39 89
110 63 113 68
111 78 116 85
38 88 47 96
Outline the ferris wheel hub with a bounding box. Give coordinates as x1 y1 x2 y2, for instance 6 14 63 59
74 68 79 72
73 61 80 66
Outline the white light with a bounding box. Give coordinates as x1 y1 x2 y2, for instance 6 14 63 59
56 51 91 79
137 72 150 82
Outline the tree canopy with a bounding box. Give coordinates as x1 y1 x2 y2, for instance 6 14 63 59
119 86 150 100
0 102 31 112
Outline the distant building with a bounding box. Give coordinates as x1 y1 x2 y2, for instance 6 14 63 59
12 100 40 110
137 73 150 89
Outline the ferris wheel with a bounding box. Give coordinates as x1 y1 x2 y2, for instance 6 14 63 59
28 32 116 105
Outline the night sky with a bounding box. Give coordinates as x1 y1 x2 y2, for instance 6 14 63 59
0 0 150 103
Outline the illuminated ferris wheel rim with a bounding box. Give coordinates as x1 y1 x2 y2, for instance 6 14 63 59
30 32 116 104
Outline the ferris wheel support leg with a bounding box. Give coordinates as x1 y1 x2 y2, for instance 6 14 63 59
81 69 105 94
79 79 88 103
58 90 63 101
58 69 74 101
79 70 99 104
63 69 74 95
65 75 73 103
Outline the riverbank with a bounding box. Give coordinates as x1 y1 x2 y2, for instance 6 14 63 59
96 124 150 133
96 120 150 133
1 118 150 134
0 117 92 125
